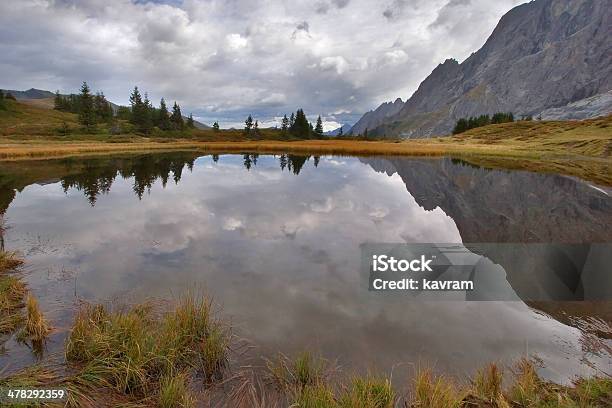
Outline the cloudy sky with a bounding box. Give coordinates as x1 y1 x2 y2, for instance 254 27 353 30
0 0 522 129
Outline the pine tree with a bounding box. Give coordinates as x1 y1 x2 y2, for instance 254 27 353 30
289 112 295 128
157 98 171 130
338 126 343 137
0 89 5 110
281 114 289 135
363 128 368 138
314 115 323 136
94 92 113 122
187 113 195 128
171 102 184 130
244 115 254 135
254 120 260 137
129 86 143 127
290 109 310 138
141 93 153 134
78 81 96 130
212 121 220 131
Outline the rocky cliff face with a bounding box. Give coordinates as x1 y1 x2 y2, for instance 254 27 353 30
348 97 403 135
362 0 612 138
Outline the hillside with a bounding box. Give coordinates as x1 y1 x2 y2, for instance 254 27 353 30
0 99 272 141
357 0 612 138
4 87 210 129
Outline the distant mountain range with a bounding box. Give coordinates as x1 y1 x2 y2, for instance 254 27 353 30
4 88 209 129
352 0 612 138
324 123 353 136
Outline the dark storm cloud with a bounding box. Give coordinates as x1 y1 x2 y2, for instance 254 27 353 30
0 0 521 129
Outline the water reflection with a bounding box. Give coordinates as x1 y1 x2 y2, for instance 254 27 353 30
0 153 324 210
0 153 610 381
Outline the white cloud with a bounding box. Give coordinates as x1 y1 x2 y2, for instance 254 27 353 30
0 0 522 127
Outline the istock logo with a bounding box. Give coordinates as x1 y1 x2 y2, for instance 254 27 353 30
372 254 434 272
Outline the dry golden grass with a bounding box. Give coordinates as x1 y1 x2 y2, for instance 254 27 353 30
19 294 50 346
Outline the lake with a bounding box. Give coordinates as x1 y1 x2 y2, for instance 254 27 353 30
1 152 610 384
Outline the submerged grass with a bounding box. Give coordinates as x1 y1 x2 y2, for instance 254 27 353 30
64 293 230 406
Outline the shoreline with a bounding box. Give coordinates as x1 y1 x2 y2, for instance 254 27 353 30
1 139 610 186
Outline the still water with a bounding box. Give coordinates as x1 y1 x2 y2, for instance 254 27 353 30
1 153 610 382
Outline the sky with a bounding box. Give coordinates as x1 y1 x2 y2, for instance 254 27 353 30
0 0 523 130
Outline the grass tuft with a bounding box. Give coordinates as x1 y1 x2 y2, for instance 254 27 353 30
0 247 27 336
64 293 229 404
0 250 23 271
266 351 331 391
18 295 50 346
472 362 507 406
338 375 395 408
411 368 464 408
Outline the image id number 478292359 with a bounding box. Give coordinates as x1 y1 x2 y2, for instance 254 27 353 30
0 388 67 403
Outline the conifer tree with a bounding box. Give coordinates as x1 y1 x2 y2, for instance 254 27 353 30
94 91 113 122
78 81 96 130
171 102 184 130
141 93 153 134
158 98 171 130
129 86 144 126
314 115 323 136
244 115 254 135
281 114 289 135
212 121 220 131
254 120 259 136
289 112 295 128
187 113 195 128
338 126 343 137
290 109 310 138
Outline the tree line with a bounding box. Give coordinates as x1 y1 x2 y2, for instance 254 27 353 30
452 112 518 134
244 109 325 139
53 82 196 134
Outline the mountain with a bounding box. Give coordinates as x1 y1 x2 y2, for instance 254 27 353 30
348 98 403 135
359 0 612 138
324 123 352 136
4 88 55 99
540 89 612 120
